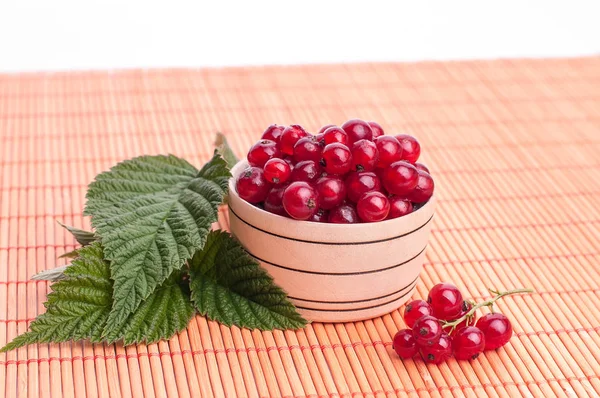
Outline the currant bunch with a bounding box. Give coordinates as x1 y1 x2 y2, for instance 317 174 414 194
236 120 435 222
392 283 532 364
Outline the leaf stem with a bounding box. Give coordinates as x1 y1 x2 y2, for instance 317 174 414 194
442 288 533 331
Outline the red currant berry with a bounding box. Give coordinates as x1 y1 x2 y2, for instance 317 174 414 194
328 204 359 224
310 208 329 223
403 300 433 328
367 121 384 139
392 329 418 359
412 315 442 347
407 171 434 204
321 143 352 175
357 191 390 222
342 119 373 144
351 139 379 172
282 182 320 220
427 283 464 320
261 124 285 142
382 161 419 197
345 172 381 203
452 326 485 360
318 124 337 134
280 125 309 155
414 162 430 174
264 185 288 217
315 176 346 210
291 160 322 183
420 333 452 364
263 158 291 184
322 127 349 146
293 136 322 163
236 167 272 203
476 313 513 350
395 134 421 164
387 197 414 219
449 301 476 336
247 140 281 168
315 133 325 146
284 157 295 168
375 136 403 168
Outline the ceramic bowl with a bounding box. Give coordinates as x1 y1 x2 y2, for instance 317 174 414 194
228 160 435 323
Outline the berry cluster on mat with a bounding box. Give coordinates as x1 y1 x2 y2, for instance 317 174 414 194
393 283 532 364
235 119 434 222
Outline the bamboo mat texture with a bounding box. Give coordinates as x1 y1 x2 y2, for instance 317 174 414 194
1 58 600 398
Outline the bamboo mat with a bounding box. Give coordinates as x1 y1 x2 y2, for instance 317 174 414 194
1 58 600 398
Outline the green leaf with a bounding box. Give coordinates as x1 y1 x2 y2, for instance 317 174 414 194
107 272 195 344
1 243 112 352
83 154 229 336
214 132 239 169
189 231 308 330
2 244 196 351
58 221 97 246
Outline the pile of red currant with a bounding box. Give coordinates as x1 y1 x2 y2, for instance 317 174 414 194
235 119 435 222
393 283 531 364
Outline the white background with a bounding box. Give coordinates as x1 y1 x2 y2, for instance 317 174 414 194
0 0 599 72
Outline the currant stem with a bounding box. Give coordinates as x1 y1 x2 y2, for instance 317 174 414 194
442 288 533 330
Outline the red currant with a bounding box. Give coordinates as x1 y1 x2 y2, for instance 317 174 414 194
322 126 349 146
321 143 352 175
328 204 359 224
261 124 285 142
387 197 414 219
263 158 291 184
280 125 309 155
264 185 288 217
408 171 434 204
291 160 322 183
367 121 384 139
318 124 336 134
357 191 390 222
310 208 329 223
351 139 379 172
284 157 295 168
236 167 272 203
315 176 346 210
403 300 433 328
282 182 320 220
374 136 403 168
345 172 381 203
293 136 322 163
382 161 419 197
427 283 464 320
395 134 421 164
420 333 452 364
392 329 418 359
452 326 485 360
342 119 373 144
476 313 512 350
412 315 442 347
247 140 281 168
414 162 430 174
449 301 476 336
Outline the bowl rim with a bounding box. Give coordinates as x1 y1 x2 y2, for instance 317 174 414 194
228 160 435 238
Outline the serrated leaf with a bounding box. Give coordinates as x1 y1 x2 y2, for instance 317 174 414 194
1 243 112 352
31 265 69 281
189 231 308 330
83 154 230 336
58 221 97 246
107 272 195 344
214 132 239 168
2 244 195 351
